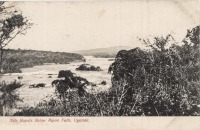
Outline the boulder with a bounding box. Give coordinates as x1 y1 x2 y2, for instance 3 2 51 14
76 64 102 71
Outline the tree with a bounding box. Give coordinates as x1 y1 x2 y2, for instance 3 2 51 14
0 2 32 73
183 25 200 47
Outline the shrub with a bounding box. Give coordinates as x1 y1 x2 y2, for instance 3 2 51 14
0 80 23 116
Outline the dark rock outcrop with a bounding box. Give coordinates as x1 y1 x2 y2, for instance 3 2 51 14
29 83 46 88
52 70 90 100
76 64 102 71
109 47 149 83
109 48 150 101
100 80 107 85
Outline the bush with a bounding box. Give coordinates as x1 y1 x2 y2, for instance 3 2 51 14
0 80 23 116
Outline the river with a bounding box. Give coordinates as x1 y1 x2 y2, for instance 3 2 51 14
0 56 114 107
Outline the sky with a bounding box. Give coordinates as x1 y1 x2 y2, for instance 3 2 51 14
5 0 200 52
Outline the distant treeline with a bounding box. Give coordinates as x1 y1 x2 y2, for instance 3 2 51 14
74 46 132 58
1 49 84 73
93 53 116 58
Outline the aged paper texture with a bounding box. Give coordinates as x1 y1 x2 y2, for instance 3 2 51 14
0 0 199 130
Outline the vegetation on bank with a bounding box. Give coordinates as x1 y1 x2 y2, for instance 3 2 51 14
13 91 136 116
1 49 84 73
108 25 200 116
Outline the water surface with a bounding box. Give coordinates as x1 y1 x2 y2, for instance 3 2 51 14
0 56 113 107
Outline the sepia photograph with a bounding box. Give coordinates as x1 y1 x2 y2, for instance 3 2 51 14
0 0 199 118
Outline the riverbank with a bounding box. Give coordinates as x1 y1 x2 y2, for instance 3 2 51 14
1 49 84 73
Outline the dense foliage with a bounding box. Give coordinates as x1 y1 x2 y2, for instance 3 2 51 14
109 25 200 116
1 49 84 73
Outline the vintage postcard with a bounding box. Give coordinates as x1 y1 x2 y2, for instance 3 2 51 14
0 0 200 130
